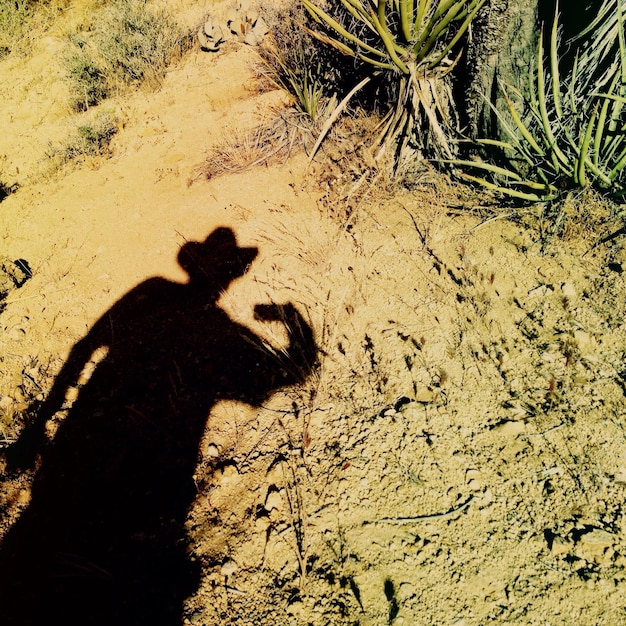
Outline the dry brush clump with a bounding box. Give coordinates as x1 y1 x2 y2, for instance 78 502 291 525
0 0 70 57
189 111 309 183
45 109 119 172
63 0 191 111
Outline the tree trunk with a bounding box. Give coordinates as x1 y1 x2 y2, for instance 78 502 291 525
460 0 603 139
461 0 540 138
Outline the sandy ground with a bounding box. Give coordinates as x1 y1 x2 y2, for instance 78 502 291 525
2 2 626 624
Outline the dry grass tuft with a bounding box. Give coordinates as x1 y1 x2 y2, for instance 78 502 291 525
63 0 191 111
0 0 71 57
189 110 312 183
45 109 119 173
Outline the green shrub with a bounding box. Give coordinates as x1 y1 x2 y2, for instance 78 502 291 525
95 0 186 87
302 0 486 165
0 0 33 55
450 0 626 202
49 109 119 165
64 40 109 111
0 0 69 57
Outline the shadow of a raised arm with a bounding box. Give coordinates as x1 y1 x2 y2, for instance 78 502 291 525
253 302 318 386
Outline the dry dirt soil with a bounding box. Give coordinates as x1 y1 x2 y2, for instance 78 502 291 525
2 1 626 624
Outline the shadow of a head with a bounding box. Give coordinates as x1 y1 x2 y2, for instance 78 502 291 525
177 227 258 289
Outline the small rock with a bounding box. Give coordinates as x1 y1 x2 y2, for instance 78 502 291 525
205 443 220 458
561 281 576 299
415 387 436 403
203 19 214 36
189 611 203 625
574 330 595 354
0 395 13 410
492 420 526 436
225 13 237 29
198 29 220 51
579 529 614 550
265 489 283 512
220 464 239 486
220 558 237 577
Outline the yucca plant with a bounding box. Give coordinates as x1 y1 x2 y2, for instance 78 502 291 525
450 0 626 202
257 3 341 123
302 0 487 164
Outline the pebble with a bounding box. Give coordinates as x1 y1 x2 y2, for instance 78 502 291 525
264 489 283 512
220 558 237 577
561 281 576 298
415 387 436 403
205 443 220 458
492 420 526 436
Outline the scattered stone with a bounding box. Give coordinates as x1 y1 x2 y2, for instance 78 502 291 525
466 469 483 491
198 1 268 52
0 395 13 410
220 558 238 577
561 281 576 299
414 387 436 403
189 610 203 625
205 443 221 458
492 420 526 436
573 330 595 354
264 489 283 512
578 528 614 556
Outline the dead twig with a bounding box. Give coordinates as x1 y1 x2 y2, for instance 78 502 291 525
364 495 474 525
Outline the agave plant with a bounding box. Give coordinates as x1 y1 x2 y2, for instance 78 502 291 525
450 0 626 202
302 0 487 164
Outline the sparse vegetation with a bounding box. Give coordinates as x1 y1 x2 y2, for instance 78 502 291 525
0 0 31 55
302 0 486 166
4 2 626 625
64 0 189 111
64 39 110 111
191 112 305 182
257 3 349 123
48 109 119 166
450 0 626 205
0 0 69 57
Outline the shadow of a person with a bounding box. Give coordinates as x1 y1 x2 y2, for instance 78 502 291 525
0 227 317 626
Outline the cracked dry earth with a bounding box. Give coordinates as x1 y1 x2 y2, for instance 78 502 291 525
2 7 626 626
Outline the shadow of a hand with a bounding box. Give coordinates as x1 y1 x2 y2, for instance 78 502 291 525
253 302 297 323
